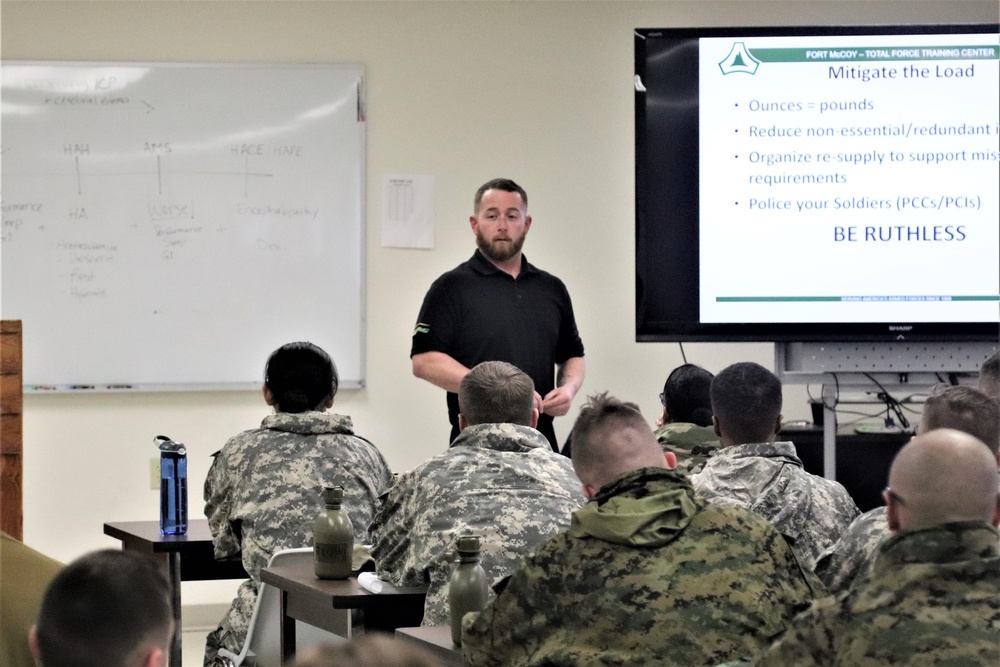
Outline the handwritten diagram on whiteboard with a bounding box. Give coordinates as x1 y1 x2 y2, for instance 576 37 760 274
1 63 366 390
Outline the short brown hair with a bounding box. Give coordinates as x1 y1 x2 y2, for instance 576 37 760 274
980 350 1000 402
922 385 1000 455
570 392 664 490
458 361 535 426
473 178 527 213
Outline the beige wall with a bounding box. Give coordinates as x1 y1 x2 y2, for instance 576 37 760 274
3 0 996 607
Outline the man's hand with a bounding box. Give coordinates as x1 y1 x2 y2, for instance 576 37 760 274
541 356 586 416
541 385 576 416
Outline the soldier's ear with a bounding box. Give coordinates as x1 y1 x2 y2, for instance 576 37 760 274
529 408 539 429
992 495 1000 528
582 484 598 500
262 386 275 406
28 626 40 661
711 416 722 438
663 452 677 470
884 489 903 532
458 414 469 432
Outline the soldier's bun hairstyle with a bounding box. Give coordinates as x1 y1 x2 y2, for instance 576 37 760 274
662 364 714 427
265 342 338 413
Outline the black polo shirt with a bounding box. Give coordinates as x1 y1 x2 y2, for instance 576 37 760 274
411 251 585 449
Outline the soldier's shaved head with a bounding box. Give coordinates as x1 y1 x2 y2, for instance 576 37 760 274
886 428 1000 533
570 393 670 496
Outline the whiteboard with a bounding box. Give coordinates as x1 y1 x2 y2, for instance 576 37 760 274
1 63 365 391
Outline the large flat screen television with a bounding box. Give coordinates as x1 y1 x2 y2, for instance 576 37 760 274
635 24 999 342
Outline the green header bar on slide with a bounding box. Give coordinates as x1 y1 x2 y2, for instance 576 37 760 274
749 46 1000 63
716 296 1000 303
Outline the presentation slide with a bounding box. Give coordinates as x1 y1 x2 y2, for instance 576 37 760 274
698 33 999 324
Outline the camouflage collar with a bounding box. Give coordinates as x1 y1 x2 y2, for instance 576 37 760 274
875 521 1000 572
594 466 693 503
716 441 803 467
570 467 697 547
261 411 355 436
450 422 550 453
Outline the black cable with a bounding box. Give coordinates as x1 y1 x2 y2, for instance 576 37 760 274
678 342 688 364
862 372 911 430
822 373 841 411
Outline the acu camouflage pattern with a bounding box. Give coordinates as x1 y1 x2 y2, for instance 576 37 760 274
814 507 888 594
202 411 392 662
461 467 823 667
368 423 585 626
653 422 721 476
759 521 1000 667
691 441 859 569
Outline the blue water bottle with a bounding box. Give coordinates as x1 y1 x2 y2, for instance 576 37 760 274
155 435 188 535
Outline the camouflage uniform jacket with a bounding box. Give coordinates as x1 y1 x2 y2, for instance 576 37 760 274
653 422 721 476
759 521 1000 667
462 467 823 667
203 411 392 659
814 507 888 594
368 423 585 626
691 442 859 569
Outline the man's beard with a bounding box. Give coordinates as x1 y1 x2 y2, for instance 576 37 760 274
475 229 526 263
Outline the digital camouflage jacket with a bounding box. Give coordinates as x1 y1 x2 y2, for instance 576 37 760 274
368 422 585 626
653 422 721 476
691 441 859 569
462 467 823 667
203 411 392 662
760 521 1000 667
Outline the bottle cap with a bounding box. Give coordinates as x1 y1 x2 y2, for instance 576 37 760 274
154 435 186 455
323 487 344 503
455 535 481 555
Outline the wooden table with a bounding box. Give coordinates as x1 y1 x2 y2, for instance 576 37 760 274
104 519 246 667
396 625 466 666
260 560 427 662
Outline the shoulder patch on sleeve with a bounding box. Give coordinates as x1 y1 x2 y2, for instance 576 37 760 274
413 323 430 336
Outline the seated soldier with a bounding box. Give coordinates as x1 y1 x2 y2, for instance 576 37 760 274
30 549 172 667
204 342 392 664
462 392 822 667
815 385 999 593
691 362 859 569
759 428 1000 666
653 363 719 474
0 532 62 667
369 361 585 626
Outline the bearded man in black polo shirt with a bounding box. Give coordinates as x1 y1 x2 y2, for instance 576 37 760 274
411 178 586 450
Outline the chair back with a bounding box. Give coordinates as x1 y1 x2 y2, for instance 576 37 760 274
216 548 349 667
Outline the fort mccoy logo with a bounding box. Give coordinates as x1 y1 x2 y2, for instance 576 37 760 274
719 42 761 75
